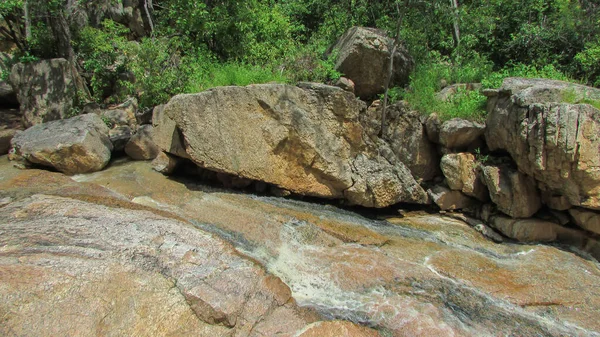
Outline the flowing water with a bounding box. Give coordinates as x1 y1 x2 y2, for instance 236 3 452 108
62 159 600 336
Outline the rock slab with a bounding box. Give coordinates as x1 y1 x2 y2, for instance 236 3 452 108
0 193 317 336
163 83 428 207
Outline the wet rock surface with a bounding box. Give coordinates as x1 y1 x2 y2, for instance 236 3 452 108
19 158 596 337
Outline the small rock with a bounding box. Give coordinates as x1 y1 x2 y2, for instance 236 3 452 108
542 194 572 211
135 107 153 125
425 113 441 143
440 153 489 201
98 109 135 129
125 125 159 160
569 208 600 235
481 164 541 218
270 185 291 197
151 151 180 175
439 118 485 150
108 126 132 151
329 26 413 99
435 83 482 102
335 77 355 94
0 128 17 154
428 185 476 211
216 173 253 189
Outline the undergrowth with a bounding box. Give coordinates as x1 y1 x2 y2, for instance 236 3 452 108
402 54 576 122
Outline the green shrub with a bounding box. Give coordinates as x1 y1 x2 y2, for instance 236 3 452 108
74 20 130 102
575 40 600 87
403 53 491 121
481 63 572 89
186 59 289 93
280 43 340 83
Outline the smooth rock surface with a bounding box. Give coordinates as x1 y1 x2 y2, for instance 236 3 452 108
152 104 189 159
164 83 428 207
486 77 600 210
10 58 89 127
0 165 319 336
297 321 380 337
481 164 541 218
439 118 485 150
441 153 489 201
22 158 600 336
9 113 112 174
329 27 413 99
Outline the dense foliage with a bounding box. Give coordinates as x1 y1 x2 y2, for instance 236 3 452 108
1 0 599 116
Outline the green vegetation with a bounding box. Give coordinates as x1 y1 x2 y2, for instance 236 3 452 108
0 0 599 117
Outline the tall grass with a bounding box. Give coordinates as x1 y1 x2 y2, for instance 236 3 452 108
186 62 289 93
403 55 575 122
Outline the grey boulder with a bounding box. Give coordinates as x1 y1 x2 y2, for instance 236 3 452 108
10 113 112 174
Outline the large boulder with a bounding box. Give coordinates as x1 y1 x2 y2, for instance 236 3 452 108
440 153 489 201
163 83 428 207
485 78 600 210
481 164 541 218
329 27 413 99
378 103 440 181
10 113 112 174
10 58 89 127
70 0 151 37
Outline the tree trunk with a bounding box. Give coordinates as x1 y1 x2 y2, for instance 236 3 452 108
23 0 31 40
450 0 461 51
48 7 75 63
380 0 409 138
144 0 154 34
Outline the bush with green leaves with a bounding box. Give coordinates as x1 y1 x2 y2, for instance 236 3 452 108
403 54 574 122
402 53 492 121
74 20 130 102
